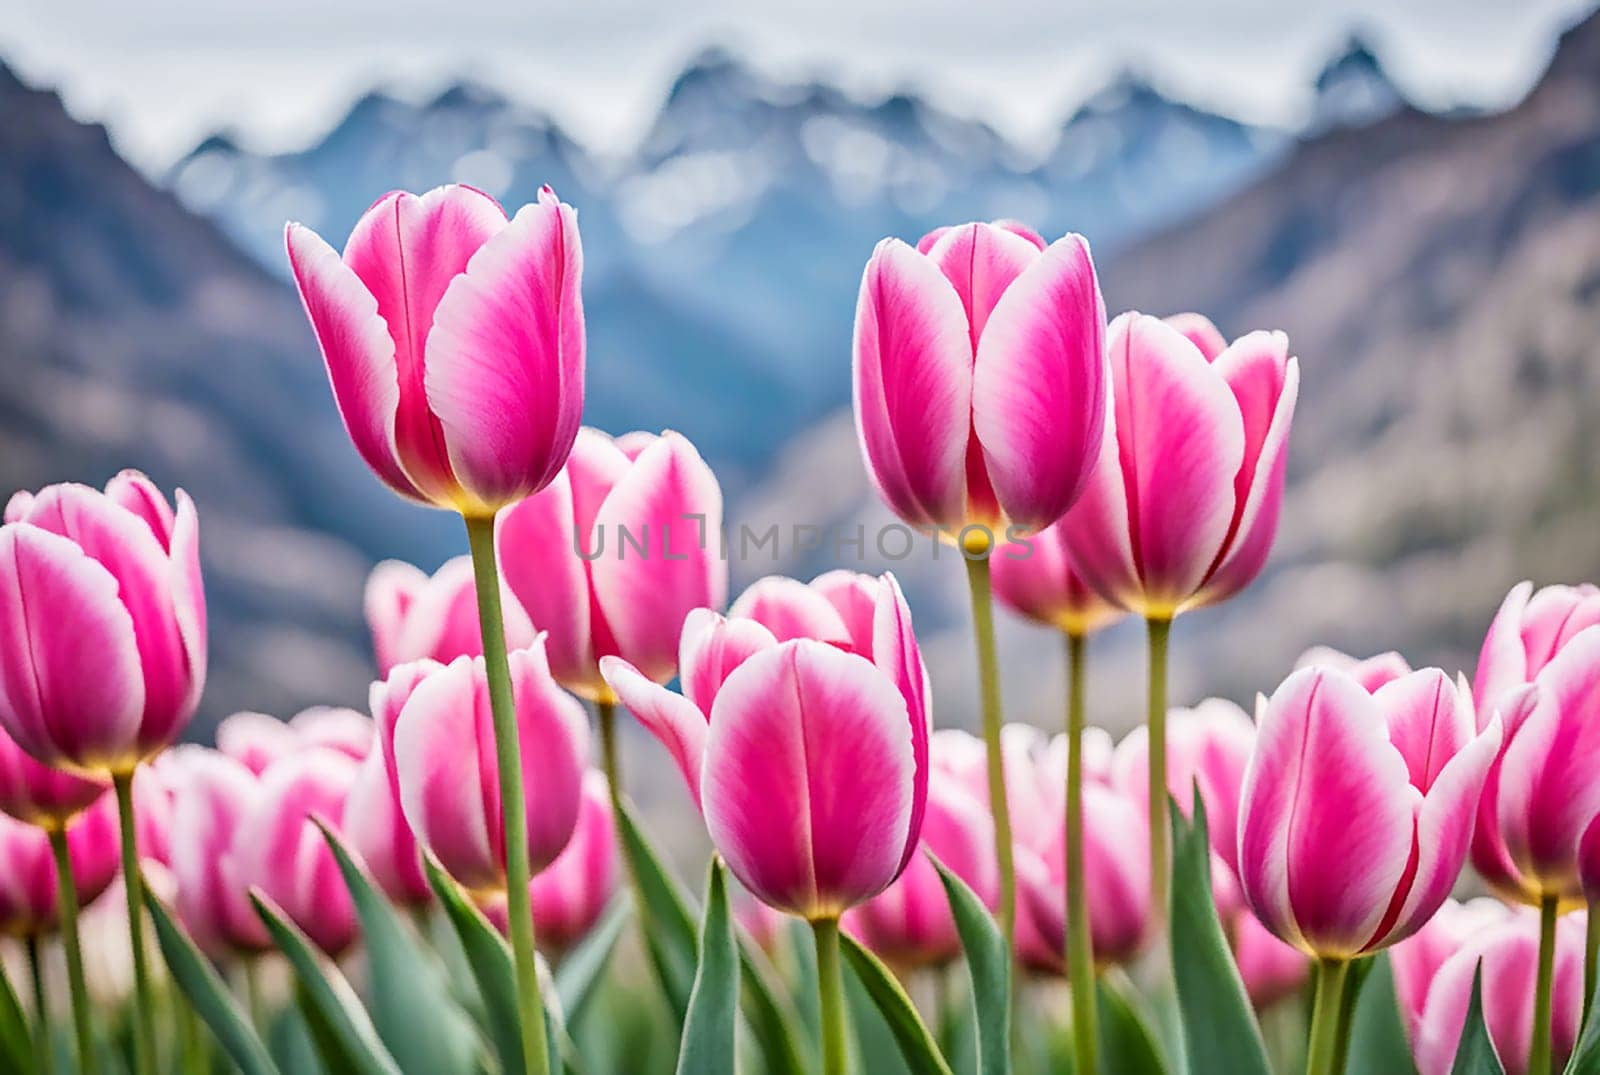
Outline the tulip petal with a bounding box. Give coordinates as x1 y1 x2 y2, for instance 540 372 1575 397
168 490 208 729
1164 313 1228 361
591 432 725 684
426 190 585 508
365 560 429 672
285 222 418 500
1238 668 1416 956
871 573 931 874
600 656 709 810
810 571 879 654
852 238 972 529
703 641 914 918
497 469 595 690
678 610 777 716
0 524 144 769
103 471 176 549
924 222 1040 346
971 234 1108 531
1473 581 1533 711
1059 411 1142 610
729 576 852 645
507 643 590 874
1374 670 1474 793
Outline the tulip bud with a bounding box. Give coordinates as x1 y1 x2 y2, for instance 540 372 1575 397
0 474 205 773
852 222 1107 537
0 724 108 830
1389 898 1510 1044
392 642 589 894
498 429 725 699
286 185 585 516
164 747 271 956
365 557 535 673
215 707 373 776
0 792 120 937
991 520 1125 637
1062 312 1299 618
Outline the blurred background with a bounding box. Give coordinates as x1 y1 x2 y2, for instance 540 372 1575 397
3 0 1599 764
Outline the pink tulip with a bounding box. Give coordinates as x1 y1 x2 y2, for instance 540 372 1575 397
845 747 999 967
343 661 439 906
601 572 930 919
132 763 175 868
991 520 1126 637
1231 911 1310 1008
365 556 535 673
215 707 374 775
497 428 725 699
1581 814 1600 905
0 723 108 830
1389 898 1510 1043
481 771 617 953
164 746 271 956
1474 581 1600 711
286 184 585 516
1062 312 1300 618
392 641 589 894
1295 646 1413 692
1471 616 1600 907
234 747 361 957
1413 912 1585 1075
0 791 120 937
0 473 205 773
1238 665 1502 958
852 221 1107 536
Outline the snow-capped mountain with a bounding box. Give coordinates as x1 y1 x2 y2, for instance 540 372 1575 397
1308 34 1408 132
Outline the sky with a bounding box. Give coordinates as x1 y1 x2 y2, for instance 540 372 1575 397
4 0 1596 171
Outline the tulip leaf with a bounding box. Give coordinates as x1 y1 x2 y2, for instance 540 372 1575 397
0 953 31 1075
840 932 955 1075
421 854 567 1075
932 854 1010 1075
144 889 280 1075
553 896 632 1030
1097 974 1169 1074
615 799 700 1020
249 890 402 1075
675 858 738 1075
316 821 480 1074
1451 964 1504 1074
1345 952 1417 1074
736 932 813 1075
1568 988 1600 1074
1169 791 1272 1075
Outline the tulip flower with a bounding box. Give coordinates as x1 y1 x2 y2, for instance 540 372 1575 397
1295 646 1413 692
846 751 998 968
0 724 108 831
1390 898 1510 1043
602 571 928 1075
287 182 588 1075
0 792 119 936
1237 665 1502 1075
1474 581 1600 712
852 221 1106 978
163 747 271 956
343 661 439 906
1413 913 1586 1075
1232 911 1310 1009
992 521 1125 639
1059 311 1299 938
481 771 617 954
234 747 361 957
365 556 535 673
215 707 374 775
286 184 584 516
0 471 205 1075
392 641 589 895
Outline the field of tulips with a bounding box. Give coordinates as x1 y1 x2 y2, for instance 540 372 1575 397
0 183 1595 1075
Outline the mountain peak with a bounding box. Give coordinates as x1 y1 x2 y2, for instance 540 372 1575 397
1309 31 1404 130
427 79 509 113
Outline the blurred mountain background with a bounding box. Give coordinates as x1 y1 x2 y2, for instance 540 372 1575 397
1 9 1598 746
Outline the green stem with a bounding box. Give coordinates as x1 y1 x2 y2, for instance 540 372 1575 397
1585 902 1599 1029
113 772 156 1075
1530 895 1559 1075
812 917 849 1075
1146 617 1172 928
1305 958 1349 1075
465 513 551 1075
240 957 266 1035
46 827 95 1075
26 936 52 1075
1064 630 1099 1075
962 554 1015 953
179 997 206 1075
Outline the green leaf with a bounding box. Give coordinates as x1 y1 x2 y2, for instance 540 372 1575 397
144 889 279 1075
932 854 1010 1075
0 949 33 1074
1451 964 1504 1074
839 932 954 1075
1168 791 1272 1075
1345 953 1416 1075
1566 967 1600 1074
1096 975 1168 1074
249 891 401 1075
554 897 631 1031
317 821 480 1074
735 931 813 1075
615 799 699 1020
676 859 738 1075
421 855 569 1075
